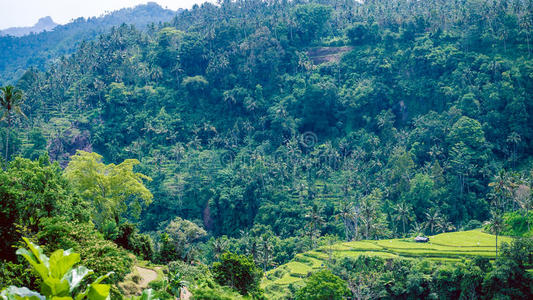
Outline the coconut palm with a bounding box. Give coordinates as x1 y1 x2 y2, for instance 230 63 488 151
489 209 504 257
212 236 229 260
0 85 26 160
423 209 444 235
305 204 324 247
359 192 381 240
489 170 517 212
336 198 355 241
393 202 413 237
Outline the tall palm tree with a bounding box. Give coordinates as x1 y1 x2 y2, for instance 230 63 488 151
423 210 444 235
0 85 26 160
489 170 517 212
489 209 504 257
393 202 413 237
305 204 324 248
212 236 229 260
336 198 354 241
359 193 380 240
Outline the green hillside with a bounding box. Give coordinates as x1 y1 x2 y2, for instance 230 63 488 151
1 0 533 298
263 230 513 298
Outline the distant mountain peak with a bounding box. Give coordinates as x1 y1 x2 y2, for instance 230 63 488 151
36 16 56 26
0 16 58 37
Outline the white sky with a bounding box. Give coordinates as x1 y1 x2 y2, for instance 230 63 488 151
0 0 213 30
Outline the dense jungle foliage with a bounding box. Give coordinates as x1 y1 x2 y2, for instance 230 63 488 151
1 0 533 299
0 2 177 84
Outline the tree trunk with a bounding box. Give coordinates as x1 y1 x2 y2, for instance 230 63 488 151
344 218 349 241
495 233 498 258
5 115 10 161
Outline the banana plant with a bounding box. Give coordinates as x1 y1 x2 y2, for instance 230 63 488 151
167 270 189 298
129 289 157 300
0 238 113 300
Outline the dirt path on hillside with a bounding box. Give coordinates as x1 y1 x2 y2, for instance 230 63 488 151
180 287 192 300
135 266 192 299
135 266 158 288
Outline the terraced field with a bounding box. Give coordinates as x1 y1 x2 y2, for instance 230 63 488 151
262 230 513 299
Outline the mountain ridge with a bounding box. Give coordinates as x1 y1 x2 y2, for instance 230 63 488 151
0 2 179 84
0 16 58 37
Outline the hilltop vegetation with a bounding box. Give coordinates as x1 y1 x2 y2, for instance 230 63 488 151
0 2 177 84
1 0 533 299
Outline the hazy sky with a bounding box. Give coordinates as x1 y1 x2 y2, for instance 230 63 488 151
0 0 213 30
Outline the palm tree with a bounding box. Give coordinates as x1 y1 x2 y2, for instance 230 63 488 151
336 198 354 241
423 210 444 235
359 191 381 240
257 236 274 270
0 85 26 160
506 132 521 167
305 204 324 248
393 202 413 237
489 209 504 257
410 221 424 237
212 236 229 260
489 170 516 212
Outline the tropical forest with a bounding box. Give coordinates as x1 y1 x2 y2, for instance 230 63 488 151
0 0 532 299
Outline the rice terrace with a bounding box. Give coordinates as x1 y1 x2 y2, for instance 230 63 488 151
263 230 517 298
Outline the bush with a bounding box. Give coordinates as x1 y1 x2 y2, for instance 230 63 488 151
295 269 349 300
463 219 483 230
191 284 243 300
167 261 210 284
1 238 114 300
501 212 533 237
115 222 154 260
0 157 90 261
0 260 36 290
212 252 263 296
36 217 134 283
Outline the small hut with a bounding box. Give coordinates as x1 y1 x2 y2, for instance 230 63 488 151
414 236 430 243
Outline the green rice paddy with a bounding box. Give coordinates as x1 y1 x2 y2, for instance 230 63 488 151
262 230 513 299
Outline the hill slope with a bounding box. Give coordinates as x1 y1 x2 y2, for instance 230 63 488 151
0 2 177 84
5 0 533 273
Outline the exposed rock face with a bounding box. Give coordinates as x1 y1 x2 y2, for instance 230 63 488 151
0 16 58 37
48 129 92 167
307 46 353 65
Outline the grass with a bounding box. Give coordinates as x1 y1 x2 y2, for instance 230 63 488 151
262 230 514 299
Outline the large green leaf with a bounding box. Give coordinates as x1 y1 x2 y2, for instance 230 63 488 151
0 286 45 300
86 285 110 300
74 273 113 300
49 249 80 279
20 238 49 268
16 248 49 281
40 277 70 298
16 238 51 281
63 267 93 293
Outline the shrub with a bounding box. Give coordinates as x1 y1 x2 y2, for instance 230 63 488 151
212 252 263 296
36 217 134 283
115 223 154 261
463 219 483 230
0 261 36 291
0 157 90 261
501 212 533 237
0 238 113 300
295 270 349 300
